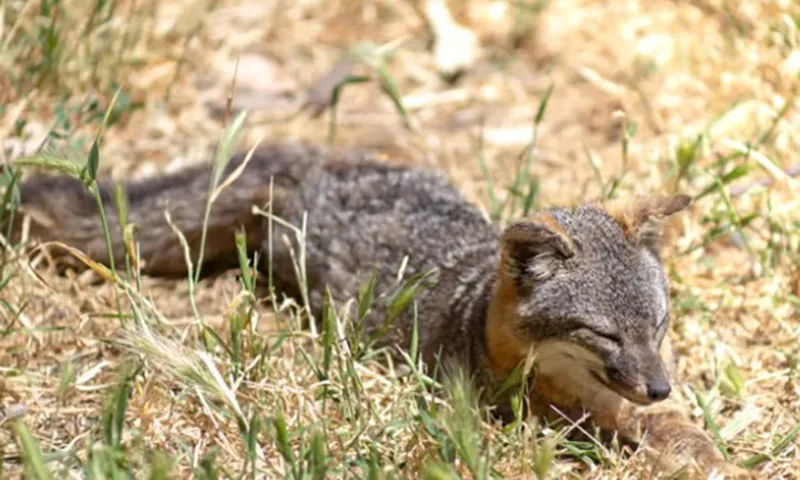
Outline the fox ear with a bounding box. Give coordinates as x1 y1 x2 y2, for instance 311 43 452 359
604 194 692 252
499 213 576 284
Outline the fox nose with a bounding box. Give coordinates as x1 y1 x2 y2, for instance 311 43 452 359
647 379 671 401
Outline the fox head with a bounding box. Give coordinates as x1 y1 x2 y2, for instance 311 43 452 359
487 194 692 406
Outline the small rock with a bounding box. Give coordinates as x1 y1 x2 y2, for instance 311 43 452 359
423 0 479 82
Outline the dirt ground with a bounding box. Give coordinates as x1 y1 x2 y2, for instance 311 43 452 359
1 0 799 478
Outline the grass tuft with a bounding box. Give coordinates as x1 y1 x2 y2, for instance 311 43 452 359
1 0 799 478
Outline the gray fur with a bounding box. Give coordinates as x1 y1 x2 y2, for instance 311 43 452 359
9 145 759 478
513 206 674 399
9 143 686 406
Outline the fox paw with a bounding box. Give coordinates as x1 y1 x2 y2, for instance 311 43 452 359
710 464 764 480
658 459 762 480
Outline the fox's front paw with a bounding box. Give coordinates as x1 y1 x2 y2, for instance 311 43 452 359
649 443 763 480
710 463 764 480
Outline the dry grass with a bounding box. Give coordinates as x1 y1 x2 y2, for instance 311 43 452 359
1 0 799 478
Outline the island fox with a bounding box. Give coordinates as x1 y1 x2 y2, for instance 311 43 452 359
6 143 755 478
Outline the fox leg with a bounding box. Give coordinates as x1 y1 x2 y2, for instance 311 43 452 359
607 398 761 479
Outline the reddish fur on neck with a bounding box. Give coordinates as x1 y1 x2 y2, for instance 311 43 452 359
487 211 573 377
486 257 528 377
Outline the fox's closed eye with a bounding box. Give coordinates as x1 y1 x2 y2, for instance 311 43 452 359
575 327 621 344
596 331 622 343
